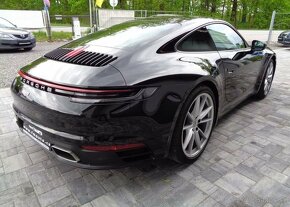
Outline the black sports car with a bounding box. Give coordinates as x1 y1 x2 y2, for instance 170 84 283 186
0 17 36 51
278 31 290 45
11 17 276 169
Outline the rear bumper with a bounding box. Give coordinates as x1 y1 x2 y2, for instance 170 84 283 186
11 77 183 168
0 38 36 50
14 110 153 169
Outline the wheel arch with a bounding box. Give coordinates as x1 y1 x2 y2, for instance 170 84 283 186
256 54 276 93
197 80 219 123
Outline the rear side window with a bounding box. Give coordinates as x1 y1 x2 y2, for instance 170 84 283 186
207 24 246 50
157 33 188 53
176 27 216 52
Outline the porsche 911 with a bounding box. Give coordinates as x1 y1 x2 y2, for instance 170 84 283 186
11 17 276 168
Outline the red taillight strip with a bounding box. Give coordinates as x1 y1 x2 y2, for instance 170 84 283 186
18 70 132 94
64 47 85 58
81 143 145 152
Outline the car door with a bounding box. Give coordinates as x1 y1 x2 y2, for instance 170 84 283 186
206 24 264 104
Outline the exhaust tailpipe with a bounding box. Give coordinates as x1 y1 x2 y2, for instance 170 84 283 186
51 145 80 163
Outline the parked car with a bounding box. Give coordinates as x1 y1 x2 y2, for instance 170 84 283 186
11 17 276 169
278 31 290 45
0 17 36 51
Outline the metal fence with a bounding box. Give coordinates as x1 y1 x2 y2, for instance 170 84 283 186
50 14 90 27
97 9 135 29
97 9 192 30
46 9 193 38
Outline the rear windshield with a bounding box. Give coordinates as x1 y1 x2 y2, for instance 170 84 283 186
64 18 182 49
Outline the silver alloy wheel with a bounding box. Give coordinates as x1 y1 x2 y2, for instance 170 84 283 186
264 61 274 95
181 93 214 158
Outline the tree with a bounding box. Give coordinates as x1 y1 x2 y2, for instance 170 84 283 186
230 0 238 26
1 0 290 29
241 0 247 23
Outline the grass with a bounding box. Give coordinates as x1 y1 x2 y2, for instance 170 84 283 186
50 22 72 27
51 22 91 27
33 31 72 42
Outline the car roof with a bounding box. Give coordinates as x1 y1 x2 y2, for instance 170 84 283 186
63 17 224 50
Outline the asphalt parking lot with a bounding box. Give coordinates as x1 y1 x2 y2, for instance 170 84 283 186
0 44 290 207
0 42 66 88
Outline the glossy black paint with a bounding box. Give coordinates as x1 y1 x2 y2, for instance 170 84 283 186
11 17 276 168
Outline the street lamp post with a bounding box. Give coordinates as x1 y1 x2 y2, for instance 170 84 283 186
42 0 52 41
89 0 93 33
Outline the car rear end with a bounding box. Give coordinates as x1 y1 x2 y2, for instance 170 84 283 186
10 47 171 169
11 18 190 168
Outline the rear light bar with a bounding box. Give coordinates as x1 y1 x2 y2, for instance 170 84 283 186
18 70 132 94
18 70 157 103
81 143 145 152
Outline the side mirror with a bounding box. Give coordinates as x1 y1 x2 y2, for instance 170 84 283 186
251 40 266 51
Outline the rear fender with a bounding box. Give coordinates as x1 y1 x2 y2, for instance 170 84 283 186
164 75 220 157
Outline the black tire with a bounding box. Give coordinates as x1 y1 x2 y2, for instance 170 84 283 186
255 59 275 99
170 85 216 164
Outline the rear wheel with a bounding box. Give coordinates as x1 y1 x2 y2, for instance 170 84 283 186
256 60 275 99
170 86 216 164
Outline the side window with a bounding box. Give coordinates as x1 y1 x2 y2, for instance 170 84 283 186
176 27 216 52
157 33 189 53
207 24 246 50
